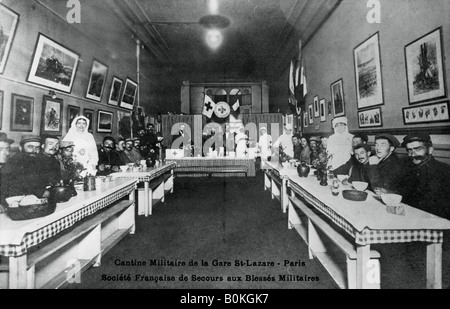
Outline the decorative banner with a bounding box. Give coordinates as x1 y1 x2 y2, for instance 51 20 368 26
214 101 230 118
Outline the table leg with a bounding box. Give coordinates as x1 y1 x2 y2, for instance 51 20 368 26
144 181 149 217
426 243 442 289
356 245 370 289
9 255 28 289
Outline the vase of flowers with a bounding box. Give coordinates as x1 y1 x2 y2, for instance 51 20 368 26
312 151 332 186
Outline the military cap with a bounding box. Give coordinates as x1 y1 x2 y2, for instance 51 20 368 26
375 133 400 148
402 133 432 147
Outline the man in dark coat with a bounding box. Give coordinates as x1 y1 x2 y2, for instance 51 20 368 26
367 133 405 193
1 135 50 205
37 135 62 187
97 136 123 176
398 133 450 219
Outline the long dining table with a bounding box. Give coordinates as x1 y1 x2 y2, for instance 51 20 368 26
262 159 450 289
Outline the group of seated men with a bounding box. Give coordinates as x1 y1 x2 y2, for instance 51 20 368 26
288 131 450 220
0 123 162 212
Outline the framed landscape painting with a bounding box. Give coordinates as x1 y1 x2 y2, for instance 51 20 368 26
120 78 137 110
331 79 345 117
405 27 446 104
108 76 122 106
0 4 19 74
308 104 314 124
27 33 80 93
10 93 33 132
86 59 108 102
303 112 308 128
353 32 384 109
97 110 113 133
41 95 63 135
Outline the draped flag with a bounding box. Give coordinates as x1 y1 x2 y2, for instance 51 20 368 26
291 40 306 116
202 94 216 118
230 90 241 111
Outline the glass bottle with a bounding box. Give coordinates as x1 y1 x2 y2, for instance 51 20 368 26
332 179 340 196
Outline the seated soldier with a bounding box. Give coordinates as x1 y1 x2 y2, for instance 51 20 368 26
291 133 302 161
124 137 143 164
366 133 405 193
116 137 133 164
37 134 62 187
97 136 123 176
57 140 84 182
398 133 450 219
299 137 311 164
1 135 52 205
309 136 322 165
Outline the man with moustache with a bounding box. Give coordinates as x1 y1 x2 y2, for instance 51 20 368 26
1 135 51 205
124 137 143 164
398 133 450 219
37 134 62 187
97 136 123 176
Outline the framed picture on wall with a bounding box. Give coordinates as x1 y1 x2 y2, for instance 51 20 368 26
67 105 80 129
120 78 137 110
405 27 446 104
0 4 19 74
353 32 384 109
41 95 63 135
313 96 319 118
319 99 326 122
303 112 308 128
402 101 449 125
86 59 108 102
108 76 123 106
27 33 80 93
330 79 345 117
97 110 113 133
10 93 33 132
308 104 314 124
83 108 94 133
357 107 382 128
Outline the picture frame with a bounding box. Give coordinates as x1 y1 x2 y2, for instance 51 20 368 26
97 110 113 133
303 112 308 128
86 59 108 102
0 90 3 129
120 78 137 110
10 93 33 132
358 107 382 128
0 4 19 74
67 105 80 130
83 108 94 133
27 33 80 93
313 96 319 117
41 95 63 135
353 32 384 109
330 79 345 117
402 100 449 125
108 76 123 106
308 104 314 124
319 99 326 122
404 27 446 104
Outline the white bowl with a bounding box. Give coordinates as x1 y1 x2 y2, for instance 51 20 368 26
336 174 347 182
381 193 402 206
352 181 368 191
119 165 128 172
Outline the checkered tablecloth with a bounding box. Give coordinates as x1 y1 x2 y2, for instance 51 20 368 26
0 180 136 257
288 180 445 245
112 162 176 183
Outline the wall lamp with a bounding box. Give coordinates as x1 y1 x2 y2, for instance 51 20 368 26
48 90 57 99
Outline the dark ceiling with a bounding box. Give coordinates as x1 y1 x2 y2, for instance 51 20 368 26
36 0 341 89
107 0 341 85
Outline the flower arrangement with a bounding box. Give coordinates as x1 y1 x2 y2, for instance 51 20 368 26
311 151 333 185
